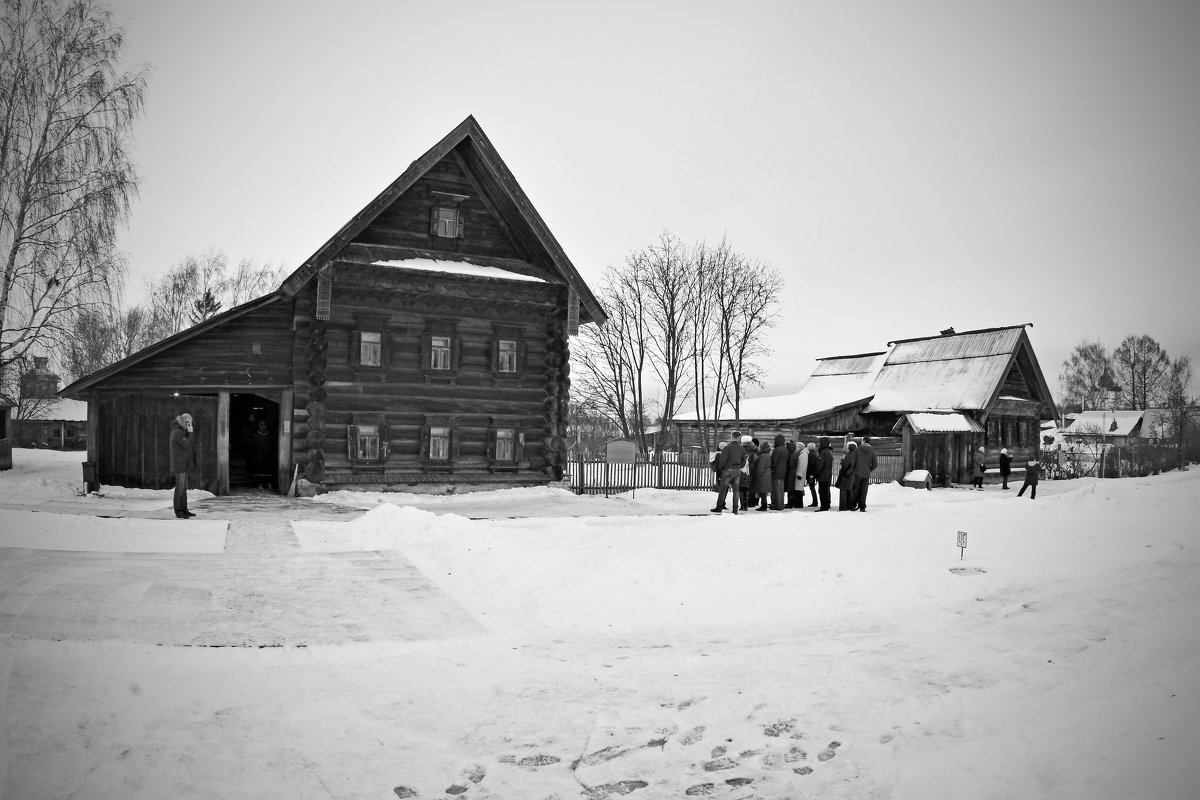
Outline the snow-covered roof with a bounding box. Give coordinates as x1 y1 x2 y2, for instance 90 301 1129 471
895 412 985 434
372 257 546 283
865 328 1023 412
672 353 883 422
670 326 1055 425
1064 409 1165 438
23 398 88 422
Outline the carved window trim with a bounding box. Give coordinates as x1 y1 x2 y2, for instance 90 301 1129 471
486 415 527 471
347 413 390 468
420 320 461 380
489 325 527 380
420 415 459 470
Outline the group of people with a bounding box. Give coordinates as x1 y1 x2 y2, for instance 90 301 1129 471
972 445 1040 499
710 431 878 514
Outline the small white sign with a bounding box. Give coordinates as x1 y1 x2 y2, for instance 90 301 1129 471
957 530 967 560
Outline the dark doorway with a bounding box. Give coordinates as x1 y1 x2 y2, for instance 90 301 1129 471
230 393 279 492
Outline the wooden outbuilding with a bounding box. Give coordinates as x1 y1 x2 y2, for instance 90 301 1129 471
60 116 606 495
671 325 1058 486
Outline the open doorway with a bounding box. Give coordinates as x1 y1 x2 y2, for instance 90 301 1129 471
230 393 280 492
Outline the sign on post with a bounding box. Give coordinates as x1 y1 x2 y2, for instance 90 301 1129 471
957 530 967 560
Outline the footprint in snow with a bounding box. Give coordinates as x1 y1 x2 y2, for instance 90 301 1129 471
817 741 842 761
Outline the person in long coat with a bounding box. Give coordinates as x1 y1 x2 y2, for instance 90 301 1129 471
972 446 986 489
806 442 819 507
837 440 858 511
740 436 757 510
815 437 834 511
785 440 800 508
754 440 773 510
770 434 788 510
795 443 810 510
998 447 1013 489
711 432 749 513
853 436 877 511
169 412 196 519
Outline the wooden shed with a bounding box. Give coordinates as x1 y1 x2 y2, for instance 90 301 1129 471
671 325 1058 486
61 116 606 495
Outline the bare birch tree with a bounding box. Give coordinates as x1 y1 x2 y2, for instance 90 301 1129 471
1110 334 1171 410
144 248 284 340
634 231 696 451
0 0 146 378
1058 340 1111 413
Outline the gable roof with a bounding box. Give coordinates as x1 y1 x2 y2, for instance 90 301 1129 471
278 115 606 325
59 293 284 397
866 326 1038 412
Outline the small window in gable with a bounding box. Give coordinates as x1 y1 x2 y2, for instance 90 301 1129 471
430 206 464 239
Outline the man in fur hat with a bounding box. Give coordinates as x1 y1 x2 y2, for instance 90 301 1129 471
170 413 197 519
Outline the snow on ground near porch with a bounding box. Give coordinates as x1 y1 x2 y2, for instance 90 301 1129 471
1 448 1198 799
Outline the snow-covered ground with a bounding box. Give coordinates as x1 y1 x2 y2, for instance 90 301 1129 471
0 448 1196 799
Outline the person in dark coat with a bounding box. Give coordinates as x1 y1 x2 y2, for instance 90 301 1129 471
837 440 858 511
815 437 834 511
754 440 773 510
785 440 800 508
169 413 196 519
998 448 1013 489
770 434 788 510
1017 458 1040 499
971 446 986 489
739 435 757 510
853 436 877 511
806 442 819 507
711 431 749 513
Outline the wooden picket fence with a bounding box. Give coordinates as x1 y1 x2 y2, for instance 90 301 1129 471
568 453 905 495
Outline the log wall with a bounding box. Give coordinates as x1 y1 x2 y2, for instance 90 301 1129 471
292 262 569 485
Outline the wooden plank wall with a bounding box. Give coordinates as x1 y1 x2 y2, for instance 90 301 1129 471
92 300 295 392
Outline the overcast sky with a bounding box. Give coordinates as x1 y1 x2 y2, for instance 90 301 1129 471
106 0 1199 402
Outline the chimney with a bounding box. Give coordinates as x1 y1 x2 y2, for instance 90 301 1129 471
940 327 956 336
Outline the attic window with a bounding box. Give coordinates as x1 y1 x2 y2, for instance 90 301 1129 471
431 206 464 238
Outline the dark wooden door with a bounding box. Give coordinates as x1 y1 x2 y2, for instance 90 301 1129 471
98 394 219 492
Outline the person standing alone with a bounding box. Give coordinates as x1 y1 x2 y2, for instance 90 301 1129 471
999 448 1012 489
170 413 196 519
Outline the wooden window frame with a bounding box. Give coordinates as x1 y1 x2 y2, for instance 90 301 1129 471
420 321 461 379
350 315 390 373
489 325 527 379
421 416 459 470
429 206 465 239
486 416 527 471
347 415 390 467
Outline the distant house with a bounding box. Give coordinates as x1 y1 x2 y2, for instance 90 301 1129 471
10 357 88 450
1062 409 1170 447
60 116 606 495
671 324 1058 486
